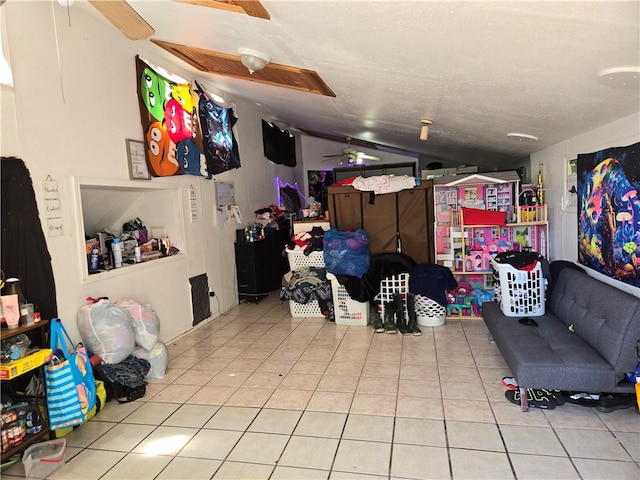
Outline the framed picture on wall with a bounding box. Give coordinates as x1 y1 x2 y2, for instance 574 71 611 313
126 139 151 180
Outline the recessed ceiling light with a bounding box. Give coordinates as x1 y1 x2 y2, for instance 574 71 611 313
507 133 539 142
597 67 640 89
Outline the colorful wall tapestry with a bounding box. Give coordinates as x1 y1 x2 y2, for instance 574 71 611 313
577 142 640 287
135 57 240 178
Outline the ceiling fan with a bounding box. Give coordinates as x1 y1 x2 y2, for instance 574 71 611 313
323 138 383 166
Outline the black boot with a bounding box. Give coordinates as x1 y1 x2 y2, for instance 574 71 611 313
395 293 411 334
406 293 422 336
383 301 398 333
370 302 384 333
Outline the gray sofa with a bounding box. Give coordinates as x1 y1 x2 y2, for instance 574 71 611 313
482 266 640 411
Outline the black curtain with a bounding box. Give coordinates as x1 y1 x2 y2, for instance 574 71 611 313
1 157 58 320
262 120 296 167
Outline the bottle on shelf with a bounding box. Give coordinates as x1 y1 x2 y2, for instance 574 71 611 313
1 278 26 329
90 246 100 270
112 238 123 268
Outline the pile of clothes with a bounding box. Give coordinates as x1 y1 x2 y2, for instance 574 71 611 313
281 227 334 320
287 226 325 256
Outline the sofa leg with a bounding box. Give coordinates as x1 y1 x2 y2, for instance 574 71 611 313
519 387 529 412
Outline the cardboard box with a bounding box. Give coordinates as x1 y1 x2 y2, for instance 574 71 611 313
0 349 52 380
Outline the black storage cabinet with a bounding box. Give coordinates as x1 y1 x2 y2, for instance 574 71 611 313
235 230 289 303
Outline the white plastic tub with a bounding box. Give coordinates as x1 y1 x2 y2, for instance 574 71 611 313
22 439 66 479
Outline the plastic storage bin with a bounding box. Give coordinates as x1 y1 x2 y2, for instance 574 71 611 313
286 250 326 317
490 257 545 317
326 273 369 326
414 295 446 327
22 439 66 479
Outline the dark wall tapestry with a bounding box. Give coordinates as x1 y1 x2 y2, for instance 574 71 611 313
308 170 334 213
135 56 240 178
577 141 640 287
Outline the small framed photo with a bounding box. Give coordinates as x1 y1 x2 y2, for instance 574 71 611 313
126 139 151 180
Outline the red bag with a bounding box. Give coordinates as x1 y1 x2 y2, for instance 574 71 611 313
461 207 507 226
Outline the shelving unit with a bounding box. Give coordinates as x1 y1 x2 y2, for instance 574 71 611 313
1 321 51 463
431 172 549 320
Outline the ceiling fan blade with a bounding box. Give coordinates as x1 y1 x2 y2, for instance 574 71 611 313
322 153 344 158
356 153 383 161
88 0 155 40
173 0 270 19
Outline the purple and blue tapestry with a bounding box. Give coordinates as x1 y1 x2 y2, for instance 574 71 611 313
577 142 640 287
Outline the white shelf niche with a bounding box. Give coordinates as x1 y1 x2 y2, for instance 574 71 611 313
72 177 186 282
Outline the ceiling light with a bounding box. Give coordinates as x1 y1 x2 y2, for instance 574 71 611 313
419 119 433 141
597 67 640 89
507 133 539 142
238 48 270 74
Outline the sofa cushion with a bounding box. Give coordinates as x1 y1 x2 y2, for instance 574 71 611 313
482 302 619 391
549 268 640 376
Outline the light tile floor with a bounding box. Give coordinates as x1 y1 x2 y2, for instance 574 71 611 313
4 295 640 479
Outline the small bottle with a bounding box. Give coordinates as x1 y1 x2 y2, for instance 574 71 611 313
112 238 123 268
3 278 26 305
134 246 142 263
90 246 100 270
2 278 26 329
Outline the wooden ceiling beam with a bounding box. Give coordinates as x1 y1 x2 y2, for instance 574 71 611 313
173 0 270 20
88 0 155 40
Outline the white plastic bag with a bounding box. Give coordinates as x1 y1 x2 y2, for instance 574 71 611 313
114 298 160 350
133 342 168 379
76 299 135 364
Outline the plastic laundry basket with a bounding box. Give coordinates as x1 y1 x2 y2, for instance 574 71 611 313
327 273 369 326
285 250 326 317
491 257 545 317
414 295 446 327
376 273 410 320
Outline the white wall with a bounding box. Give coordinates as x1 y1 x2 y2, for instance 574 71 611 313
1 1 301 343
531 112 640 297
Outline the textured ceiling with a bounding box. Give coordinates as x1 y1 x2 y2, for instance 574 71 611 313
79 0 639 169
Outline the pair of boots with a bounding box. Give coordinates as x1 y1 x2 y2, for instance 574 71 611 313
372 293 421 335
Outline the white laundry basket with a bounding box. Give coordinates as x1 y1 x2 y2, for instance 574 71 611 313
491 257 545 317
414 295 446 327
286 249 326 317
376 273 410 320
327 273 369 326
